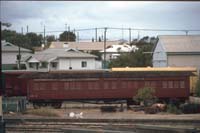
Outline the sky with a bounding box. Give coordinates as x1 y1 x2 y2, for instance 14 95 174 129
1 1 200 41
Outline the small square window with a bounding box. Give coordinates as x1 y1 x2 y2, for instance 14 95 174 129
41 62 48 68
51 62 57 68
81 61 87 68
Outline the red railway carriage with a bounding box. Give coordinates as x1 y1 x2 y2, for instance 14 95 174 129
21 70 194 108
2 71 37 97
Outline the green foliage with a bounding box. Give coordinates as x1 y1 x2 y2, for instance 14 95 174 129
167 104 181 114
180 103 200 114
1 28 57 51
108 42 154 68
90 50 102 60
1 22 12 27
46 35 56 44
59 31 76 41
26 32 43 47
134 87 156 106
195 79 200 97
1 29 43 50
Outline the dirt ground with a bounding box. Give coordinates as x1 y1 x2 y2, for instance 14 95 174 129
4 102 200 120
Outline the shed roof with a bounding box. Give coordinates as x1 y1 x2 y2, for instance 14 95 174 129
49 41 121 51
158 35 200 53
1 40 32 52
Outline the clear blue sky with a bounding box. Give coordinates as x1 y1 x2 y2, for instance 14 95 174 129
1 1 200 40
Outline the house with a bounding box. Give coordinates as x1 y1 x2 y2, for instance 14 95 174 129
100 43 138 61
153 35 200 73
1 40 32 70
49 41 121 53
50 41 138 61
24 48 101 70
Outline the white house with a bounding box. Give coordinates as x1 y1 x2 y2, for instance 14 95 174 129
49 41 122 53
100 43 138 61
24 48 101 70
1 40 32 70
153 35 200 72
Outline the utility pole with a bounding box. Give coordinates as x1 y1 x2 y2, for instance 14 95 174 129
67 26 70 41
137 30 140 42
18 27 23 70
122 26 124 41
65 23 67 41
185 30 189 35
26 25 29 33
43 25 46 46
21 27 23 35
77 32 79 42
103 27 107 69
129 28 131 44
95 28 97 42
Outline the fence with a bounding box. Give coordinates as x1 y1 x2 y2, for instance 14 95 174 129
2 97 27 113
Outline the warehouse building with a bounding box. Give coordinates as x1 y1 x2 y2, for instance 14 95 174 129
153 35 200 74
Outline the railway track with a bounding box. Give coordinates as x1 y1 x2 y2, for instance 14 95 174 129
4 118 200 133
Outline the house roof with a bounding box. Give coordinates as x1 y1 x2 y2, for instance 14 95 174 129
158 35 200 53
100 44 138 53
1 40 32 52
49 41 121 51
26 48 97 62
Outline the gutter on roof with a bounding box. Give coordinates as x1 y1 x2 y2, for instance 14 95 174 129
167 52 200 55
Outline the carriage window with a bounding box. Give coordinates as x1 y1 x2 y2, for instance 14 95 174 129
162 81 167 88
168 81 173 88
150 81 156 88
121 81 127 89
145 81 150 87
174 81 179 88
88 82 95 90
52 82 58 90
111 81 117 89
180 81 185 88
39 82 47 90
75 82 81 90
69 81 75 90
104 81 110 89
34 82 40 91
64 82 69 90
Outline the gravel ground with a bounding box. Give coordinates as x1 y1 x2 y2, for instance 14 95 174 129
4 102 200 120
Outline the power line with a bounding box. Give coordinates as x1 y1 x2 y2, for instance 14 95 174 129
33 27 200 34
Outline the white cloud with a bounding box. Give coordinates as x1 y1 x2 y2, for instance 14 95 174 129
1 1 200 39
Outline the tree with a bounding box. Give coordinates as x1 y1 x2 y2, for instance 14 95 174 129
1 22 12 27
46 35 55 43
26 32 43 47
108 43 154 68
134 87 156 106
59 31 76 41
90 50 102 60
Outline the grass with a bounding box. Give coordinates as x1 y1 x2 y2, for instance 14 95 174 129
26 107 59 117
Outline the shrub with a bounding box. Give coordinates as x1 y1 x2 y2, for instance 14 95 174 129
134 87 156 106
180 103 200 114
167 104 181 114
